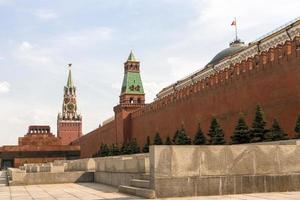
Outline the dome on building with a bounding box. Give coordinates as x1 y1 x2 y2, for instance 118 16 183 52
206 39 246 67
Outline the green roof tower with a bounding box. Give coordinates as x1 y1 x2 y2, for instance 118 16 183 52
114 51 146 144
119 50 145 105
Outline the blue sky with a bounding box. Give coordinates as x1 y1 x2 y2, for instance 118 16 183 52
0 0 299 145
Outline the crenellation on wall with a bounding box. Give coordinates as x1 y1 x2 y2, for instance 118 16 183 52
73 24 300 158
131 39 299 121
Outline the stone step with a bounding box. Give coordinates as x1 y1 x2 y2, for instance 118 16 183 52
140 173 150 180
119 185 155 199
0 171 7 186
130 179 150 189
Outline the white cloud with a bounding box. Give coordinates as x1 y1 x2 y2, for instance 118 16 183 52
0 81 10 93
166 56 201 80
34 9 59 20
16 41 54 68
143 81 170 102
62 27 113 47
0 56 4 60
19 41 33 51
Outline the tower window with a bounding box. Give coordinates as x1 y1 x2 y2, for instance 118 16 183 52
137 98 141 103
296 40 300 49
129 98 134 104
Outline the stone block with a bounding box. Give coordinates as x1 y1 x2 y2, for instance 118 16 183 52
290 174 300 191
95 157 106 172
105 157 117 172
265 175 290 192
278 145 300 173
227 145 255 175
241 175 265 194
195 177 210 196
154 177 196 198
113 157 125 172
50 165 64 173
171 146 200 177
226 176 243 194
124 156 139 173
94 171 112 185
152 145 172 178
137 154 149 173
199 146 228 176
254 145 279 175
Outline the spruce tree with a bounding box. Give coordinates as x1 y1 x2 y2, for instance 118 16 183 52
174 126 192 145
121 142 130 155
165 136 172 145
193 123 206 145
172 130 180 144
100 143 110 157
266 119 288 141
250 105 269 143
111 144 120 156
231 117 250 144
208 117 225 145
128 138 140 154
142 136 151 153
294 114 300 139
153 132 163 145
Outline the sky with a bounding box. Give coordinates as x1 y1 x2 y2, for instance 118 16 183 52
0 0 299 145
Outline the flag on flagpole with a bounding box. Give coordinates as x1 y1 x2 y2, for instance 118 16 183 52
231 20 236 26
231 18 238 41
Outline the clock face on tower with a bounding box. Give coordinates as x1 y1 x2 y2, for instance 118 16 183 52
66 103 75 112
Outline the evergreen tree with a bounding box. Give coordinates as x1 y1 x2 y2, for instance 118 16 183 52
174 126 192 145
172 130 180 144
121 142 130 155
128 138 140 154
250 105 269 143
208 117 225 145
165 136 172 145
193 123 206 145
153 132 163 145
294 114 300 139
266 119 288 141
231 117 250 144
100 143 110 157
111 144 120 156
142 136 151 153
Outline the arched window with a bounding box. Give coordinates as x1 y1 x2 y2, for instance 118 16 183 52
296 39 300 49
129 98 134 104
137 98 141 104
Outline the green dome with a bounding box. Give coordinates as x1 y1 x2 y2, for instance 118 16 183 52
207 40 246 66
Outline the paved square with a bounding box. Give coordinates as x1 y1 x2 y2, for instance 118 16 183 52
1 183 300 199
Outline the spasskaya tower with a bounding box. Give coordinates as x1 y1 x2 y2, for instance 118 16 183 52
57 64 82 145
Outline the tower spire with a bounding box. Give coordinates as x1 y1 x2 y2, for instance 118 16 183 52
127 50 137 62
57 63 82 145
66 63 73 88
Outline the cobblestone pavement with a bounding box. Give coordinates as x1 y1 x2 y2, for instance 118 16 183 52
1 182 300 199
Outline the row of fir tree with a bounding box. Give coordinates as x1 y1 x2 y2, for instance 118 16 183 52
93 105 300 157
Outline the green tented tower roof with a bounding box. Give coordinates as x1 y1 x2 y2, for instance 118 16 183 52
121 51 144 95
66 65 73 88
121 71 144 94
127 50 138 62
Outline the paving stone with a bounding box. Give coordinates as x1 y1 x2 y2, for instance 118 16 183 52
0 178 300 199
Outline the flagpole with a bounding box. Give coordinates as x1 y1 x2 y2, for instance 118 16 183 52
235 17 238 41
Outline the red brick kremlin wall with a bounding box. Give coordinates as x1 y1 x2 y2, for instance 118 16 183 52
75 38 300 158
73 121 116 158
